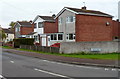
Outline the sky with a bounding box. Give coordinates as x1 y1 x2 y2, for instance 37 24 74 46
0 0 119 28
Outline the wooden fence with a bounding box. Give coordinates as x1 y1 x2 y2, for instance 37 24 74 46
20 45 60 53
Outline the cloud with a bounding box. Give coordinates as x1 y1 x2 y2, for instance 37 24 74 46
0 0 119 28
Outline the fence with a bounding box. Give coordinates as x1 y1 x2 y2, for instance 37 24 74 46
20 45 60 53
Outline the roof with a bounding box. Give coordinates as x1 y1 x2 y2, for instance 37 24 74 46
2 28 14 34
55 7 113 18
33 15 55 23
39 16 55 21
28 32 37 35
17 22 32 27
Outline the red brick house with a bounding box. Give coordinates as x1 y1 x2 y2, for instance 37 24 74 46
14 21 34 38
55 6 113 42
112 20 120 40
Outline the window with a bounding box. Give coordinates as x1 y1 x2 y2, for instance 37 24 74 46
66 16 75 23
66 33 75 40
69 34 73 40
7 39 9 42
58 34 63 40
15 27 20 32
38 22 43 28
6 34 8 37
54 34 57 40
10 39 12 41
50 34 57 40
51 35 54 40
34 36 38 41
59 17 62 24
34 23 37 28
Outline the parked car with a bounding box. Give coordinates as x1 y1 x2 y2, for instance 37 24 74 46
50 43 60 48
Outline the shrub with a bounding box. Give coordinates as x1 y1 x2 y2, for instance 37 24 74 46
13 38 34 48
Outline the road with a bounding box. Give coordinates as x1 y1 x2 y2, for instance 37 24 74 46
1 51 119 79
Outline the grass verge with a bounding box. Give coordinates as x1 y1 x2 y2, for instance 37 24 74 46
2 46 120 60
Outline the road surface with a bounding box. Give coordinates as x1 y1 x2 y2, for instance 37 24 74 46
1 51 119 79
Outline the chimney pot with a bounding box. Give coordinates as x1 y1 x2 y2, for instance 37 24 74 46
81 6 87 10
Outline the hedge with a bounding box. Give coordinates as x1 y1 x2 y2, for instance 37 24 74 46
13 38 34 48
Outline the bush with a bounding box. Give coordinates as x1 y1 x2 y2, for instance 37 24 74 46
13 38 34 48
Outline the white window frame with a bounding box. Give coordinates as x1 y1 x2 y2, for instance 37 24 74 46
50 34 57 41
34 35 39 41
66 33 75 40
50 34 63 41
38 22 43 28
59 17 62 25
66 16 75 23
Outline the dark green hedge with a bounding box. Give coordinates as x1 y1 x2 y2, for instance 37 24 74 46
13 38 34 48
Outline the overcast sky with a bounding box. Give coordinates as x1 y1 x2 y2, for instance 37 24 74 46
0 0 119 28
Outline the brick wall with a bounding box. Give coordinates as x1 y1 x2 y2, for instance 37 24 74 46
112 21 119 38
20 26 34 35
44 21 58 33
75 15 113 42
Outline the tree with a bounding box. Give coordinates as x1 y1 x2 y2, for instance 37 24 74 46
9 21 28 31
9 21 16 32
0 29 6 41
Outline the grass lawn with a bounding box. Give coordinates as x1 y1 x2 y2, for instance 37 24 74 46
2 46 120 60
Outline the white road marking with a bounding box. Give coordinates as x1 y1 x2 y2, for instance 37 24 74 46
118 69 120 71
42 60 49 62
56 62 74 67
105 68 109 71
34 68 71 78
40 59 119 71
111 69 117 71
10 61 14 63
0 75 3 78
40 59 101 70
75 65 101 70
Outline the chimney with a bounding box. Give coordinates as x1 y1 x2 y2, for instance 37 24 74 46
29 20 32 23
52 14 56 18
81 6 87 10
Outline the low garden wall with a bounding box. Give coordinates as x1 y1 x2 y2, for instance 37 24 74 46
60 41 120 54
20 45 60 53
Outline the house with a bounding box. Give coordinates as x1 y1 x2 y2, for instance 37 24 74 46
112 20 120 41
14 21 34 38
32 15 59 46
2 28 14 43
0 27 2 42
54 6 113 42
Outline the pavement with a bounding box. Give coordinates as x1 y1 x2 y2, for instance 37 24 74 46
2 48 120 68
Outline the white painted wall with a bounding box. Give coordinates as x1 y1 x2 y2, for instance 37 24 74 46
40 34 47 46
4 33 14 43
34 17 44 34
58 9 75 42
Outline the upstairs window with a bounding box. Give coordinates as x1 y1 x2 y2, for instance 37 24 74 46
59 17 63 24
34 23 37 28
66 16 75 23
15 27 20 32
38 22 43 28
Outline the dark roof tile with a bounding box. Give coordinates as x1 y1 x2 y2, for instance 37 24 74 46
18 22 32 27
2 29 14 34
38 16 55 22
65 7 112 17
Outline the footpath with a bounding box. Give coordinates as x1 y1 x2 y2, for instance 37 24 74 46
2 48 120 68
